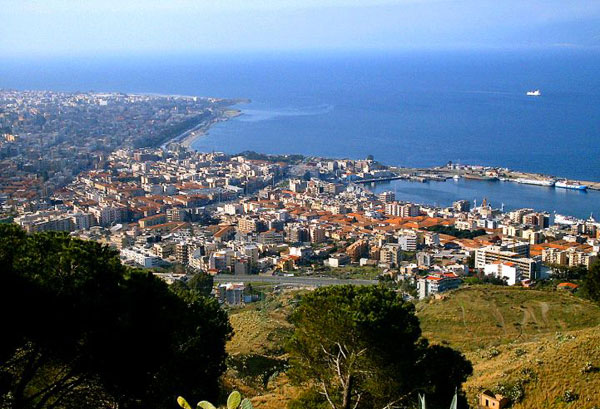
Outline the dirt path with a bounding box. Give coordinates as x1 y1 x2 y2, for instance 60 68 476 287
492 301 507 336
539 301 550 325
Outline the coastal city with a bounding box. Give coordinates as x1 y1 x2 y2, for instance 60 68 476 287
1 90 598 304
0 89 238 202
4 2 600 408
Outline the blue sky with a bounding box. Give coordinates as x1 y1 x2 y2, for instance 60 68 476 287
2 0 600 55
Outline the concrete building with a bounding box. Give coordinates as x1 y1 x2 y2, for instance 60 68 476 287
346 240 368 261
286 226 309 243
218 282 245 305
121 247 162 268
378 191 395 203
90 206 122 227
475 244 541 280
167 207 188 222
175 242 189 264
328 253 351 268
417 252 433 267
138 213 167 228
398 233 418 251
478 390 509 409
310 226 326 244
380 243 403 266
385 202 420 218
417 274 462 299
484 261 521 286
453 200 470 212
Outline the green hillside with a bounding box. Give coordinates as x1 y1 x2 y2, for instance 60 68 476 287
417 286 600 351
225 286 600 408
417 286 600 409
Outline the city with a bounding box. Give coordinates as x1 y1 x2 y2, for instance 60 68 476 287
2 97 597 301
2 1 600 405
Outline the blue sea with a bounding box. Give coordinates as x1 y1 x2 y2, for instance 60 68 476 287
1 50 599 218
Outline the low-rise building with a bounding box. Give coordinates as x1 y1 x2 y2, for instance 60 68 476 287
483 261 521 286
417 274 461 299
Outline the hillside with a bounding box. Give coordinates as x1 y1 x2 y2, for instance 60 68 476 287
416 286 600 408
225 286 600 408
416 286 600 351
224 292 302 408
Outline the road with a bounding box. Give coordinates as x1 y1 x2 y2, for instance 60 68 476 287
213 274 378 287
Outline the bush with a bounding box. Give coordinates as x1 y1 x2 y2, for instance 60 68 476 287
288 389 329 409
562 389 579 403
581 362 598 374
494 382 525 403
481 347 501 359
514 348 527 357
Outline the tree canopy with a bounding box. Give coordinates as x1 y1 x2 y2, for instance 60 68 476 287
0 224 232 409
287 285 472 409
426 225 487 240
581 261 600 303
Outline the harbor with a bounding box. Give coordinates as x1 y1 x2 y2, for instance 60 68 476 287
381 165 600 191
370 176 600 220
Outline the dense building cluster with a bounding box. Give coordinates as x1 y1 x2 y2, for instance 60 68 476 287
2 91 600 304
0 90 231 204
5 144 598 303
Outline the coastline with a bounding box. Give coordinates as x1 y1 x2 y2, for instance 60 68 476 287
181 117 600 191
177 110 600 189
155 100 598 219
180 108 243 149
160 96 247 150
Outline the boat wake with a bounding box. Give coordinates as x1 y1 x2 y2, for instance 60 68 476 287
238 104 334 122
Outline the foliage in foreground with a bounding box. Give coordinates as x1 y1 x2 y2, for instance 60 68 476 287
287 285 472 409
581 261 600 304
178 390 253 409
0 224 232 409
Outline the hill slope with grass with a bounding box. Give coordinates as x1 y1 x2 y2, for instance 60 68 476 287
417 286 600 409
416 286 600 351
225 286 600 408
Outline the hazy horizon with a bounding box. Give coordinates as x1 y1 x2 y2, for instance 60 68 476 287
2 0 600 57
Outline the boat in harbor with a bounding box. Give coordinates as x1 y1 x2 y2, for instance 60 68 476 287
516 177 555 187
554 213 581 225
555 180 587 190
526 89 541 96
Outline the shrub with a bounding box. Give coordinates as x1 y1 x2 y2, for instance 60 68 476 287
561 389 579 403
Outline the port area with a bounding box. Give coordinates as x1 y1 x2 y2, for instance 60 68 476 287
381 166 600 191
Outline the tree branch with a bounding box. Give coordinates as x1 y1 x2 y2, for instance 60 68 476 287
320 381 338 409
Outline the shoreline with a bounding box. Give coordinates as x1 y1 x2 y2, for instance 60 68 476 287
169 99 599 191
180 109 243 149
161 99 247 149
160 110 598 219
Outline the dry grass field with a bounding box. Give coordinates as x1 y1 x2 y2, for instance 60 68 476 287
224 286 600 408
417 286 600 408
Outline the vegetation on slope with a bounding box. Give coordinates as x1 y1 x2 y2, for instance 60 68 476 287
226 285 600 408
224 293 298 407
287 285 472 409
0 225 232 409
416 285 600 351
417 285 600 408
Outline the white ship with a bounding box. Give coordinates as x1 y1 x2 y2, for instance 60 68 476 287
555 180 587 190
516 177 555 187
526 89 541 96
554 213 581 226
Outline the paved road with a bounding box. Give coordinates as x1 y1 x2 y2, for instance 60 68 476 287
214 274 378 287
